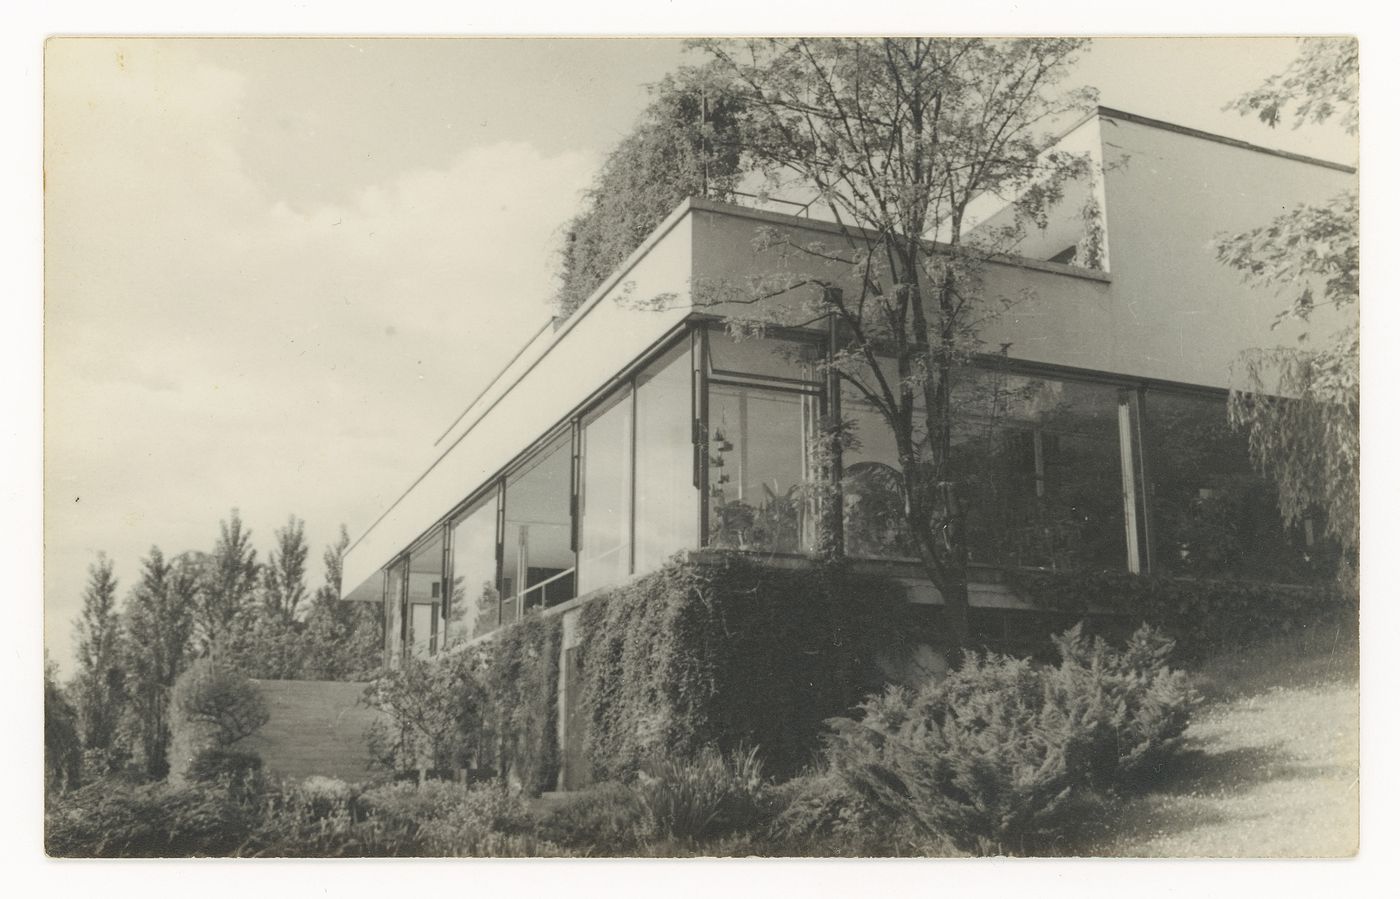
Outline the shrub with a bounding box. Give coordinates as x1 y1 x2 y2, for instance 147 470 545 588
363 614 561 793
824 655 1081 856
631 745 770 842
187 747 266 800
1048 623 1197 792
173 660 270 748
45 780 256 857
363 650 485 777
536 782 644 854
821 624 1195 856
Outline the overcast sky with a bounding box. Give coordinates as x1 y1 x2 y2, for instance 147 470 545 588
42 37 1358 674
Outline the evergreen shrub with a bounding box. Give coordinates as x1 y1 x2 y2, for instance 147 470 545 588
822 624 1194 855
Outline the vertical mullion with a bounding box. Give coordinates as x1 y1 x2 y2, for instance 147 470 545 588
1117 390 1142 575
694 326 710 548
1133 386 1155 574
628 378 637 574
494 480 506 629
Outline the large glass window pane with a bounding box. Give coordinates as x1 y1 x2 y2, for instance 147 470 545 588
384 559 405 667
709 329 824 383
840 384 919 559
634 342 699 571
1144 391 1331 582
579 388 633 594
952 372 1128 571
502 432 575 619
707 384 815 553
448 493 499 645
405 530 444 658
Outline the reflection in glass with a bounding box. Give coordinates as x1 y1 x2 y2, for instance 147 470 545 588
708 329 823 383
383 559 405 667
840 386 919 559
405 529 443 657
449 493 499 644
707 384 814 553
579 388 633 593
502 433 575 620
1143 391 1332 582
952 371 1127 571
634 342 699 572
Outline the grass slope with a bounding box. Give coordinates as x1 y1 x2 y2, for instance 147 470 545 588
1074 624 1359 857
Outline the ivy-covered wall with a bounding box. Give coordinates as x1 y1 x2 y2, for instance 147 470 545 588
573 554 910 782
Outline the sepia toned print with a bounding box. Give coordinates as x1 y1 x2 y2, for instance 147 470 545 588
44 37 1358 858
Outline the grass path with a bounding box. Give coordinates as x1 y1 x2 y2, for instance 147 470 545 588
1076 631 1359 857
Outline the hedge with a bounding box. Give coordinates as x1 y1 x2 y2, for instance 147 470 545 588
1005 569 1357 661
575 554 909 782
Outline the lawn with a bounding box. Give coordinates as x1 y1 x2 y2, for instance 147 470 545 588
1073 624 1359 857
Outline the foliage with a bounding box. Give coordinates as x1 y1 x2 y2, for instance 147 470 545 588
1006 568 1356 662
823 655 1079 855
300 525 384 680
197 508 260 656
1225 37 1358 136
576 554 907 783
553 66 743 317
1215 38 1359 558
1045 624 1197 791
474 614 564 793
187 747 264 785
261 514 309 623
688 38 1099 654
632 745 769 842
45 780 257 857
121 546 198 778
364 648 485 776
173 659 270 749
535 782 645 853
71 553 125 754
45 660 83 796
364 613 561 793
822 625 1193 855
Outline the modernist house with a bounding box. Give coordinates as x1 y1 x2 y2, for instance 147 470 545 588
341 107 1356 670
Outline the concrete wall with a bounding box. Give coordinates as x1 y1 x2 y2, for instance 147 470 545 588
242 680 387 784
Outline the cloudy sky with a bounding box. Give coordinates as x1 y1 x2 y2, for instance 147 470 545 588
42 37 1358 673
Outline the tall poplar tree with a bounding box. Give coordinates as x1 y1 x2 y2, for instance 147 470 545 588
71 553 124 755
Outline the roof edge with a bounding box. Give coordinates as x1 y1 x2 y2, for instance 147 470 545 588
1095 105 1357 174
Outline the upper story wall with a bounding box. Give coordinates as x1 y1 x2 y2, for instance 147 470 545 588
690 108 1357 392
1086 110 1356 389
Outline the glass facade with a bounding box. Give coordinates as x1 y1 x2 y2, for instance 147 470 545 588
1143 391 1330 582
952 371 1129 571
840 383 918 559
383 559 405 667
405 529 444 658
502 431 575 620
377 323 1328 664
707 384 815 552
578 388 633 594
448 492 499 645
634 341 699 572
